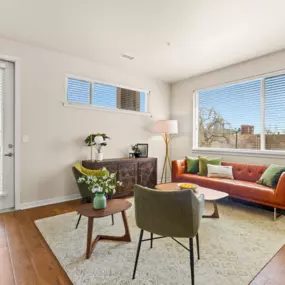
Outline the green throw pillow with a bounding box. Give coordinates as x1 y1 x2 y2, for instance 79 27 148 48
198 157 222 176
257 164 285 188
185 156 199 174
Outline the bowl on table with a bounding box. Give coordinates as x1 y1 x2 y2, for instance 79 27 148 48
177 183 198 192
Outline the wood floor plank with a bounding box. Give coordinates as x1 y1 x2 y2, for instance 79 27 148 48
15 210 71 285
3 212 39 285
0 217 15 285
250 244 285 285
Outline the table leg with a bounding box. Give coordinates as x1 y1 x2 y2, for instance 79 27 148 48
121 210 131 242
86 217 94 259
203 201 220 218
99 210 131 242
85 211 131 259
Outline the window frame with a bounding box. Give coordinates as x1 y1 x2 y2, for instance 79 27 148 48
64 74 151 116
193 69 285 158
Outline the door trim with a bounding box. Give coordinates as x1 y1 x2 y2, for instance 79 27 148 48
0 54 21 210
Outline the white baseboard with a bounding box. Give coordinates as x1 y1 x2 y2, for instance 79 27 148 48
20 193 81 210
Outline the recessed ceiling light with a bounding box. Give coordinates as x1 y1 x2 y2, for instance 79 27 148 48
121 53 135 60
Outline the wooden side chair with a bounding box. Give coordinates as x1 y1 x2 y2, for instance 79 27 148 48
132 184 204 285
72 162 114 229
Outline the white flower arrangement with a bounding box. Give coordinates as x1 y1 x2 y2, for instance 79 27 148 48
78 169 122 195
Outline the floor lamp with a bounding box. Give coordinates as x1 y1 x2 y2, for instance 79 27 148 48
154 120 178 183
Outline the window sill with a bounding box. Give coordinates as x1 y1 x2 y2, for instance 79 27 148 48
63 102 152 117
192 148 285 158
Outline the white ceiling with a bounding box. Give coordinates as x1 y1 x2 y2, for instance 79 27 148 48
1 0 285 83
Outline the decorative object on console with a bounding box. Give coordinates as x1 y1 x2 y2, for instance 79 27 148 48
128 145 135 158
198 156 222 176
84 133 110 161
136 144 148 158
207 165 234 179
131 144 141 158
153 120 178 183
78 167 122 209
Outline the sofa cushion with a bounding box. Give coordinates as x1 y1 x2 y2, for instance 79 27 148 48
222 162 267 182
228 180 275 204
198 157 222 176
257 164 285 188
185 156 199 174
207 165 234 179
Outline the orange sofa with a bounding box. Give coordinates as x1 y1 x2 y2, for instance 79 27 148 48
172 160 285 212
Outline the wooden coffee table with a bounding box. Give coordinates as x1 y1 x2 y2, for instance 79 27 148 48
77 199 132 259
155 183 229 218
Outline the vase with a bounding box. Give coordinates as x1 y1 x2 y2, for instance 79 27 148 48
95 152 103 162
93 192 107 209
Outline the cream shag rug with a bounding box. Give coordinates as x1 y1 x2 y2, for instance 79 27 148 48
35 199 285 285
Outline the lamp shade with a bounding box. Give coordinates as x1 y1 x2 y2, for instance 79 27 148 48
153 120 178 134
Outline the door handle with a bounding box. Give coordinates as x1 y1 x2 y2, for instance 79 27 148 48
4 153 13 157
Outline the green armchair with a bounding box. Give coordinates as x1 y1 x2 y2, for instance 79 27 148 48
72 162 114 228
132 184 204 285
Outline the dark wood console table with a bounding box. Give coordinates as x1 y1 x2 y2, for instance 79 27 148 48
82 157 157 198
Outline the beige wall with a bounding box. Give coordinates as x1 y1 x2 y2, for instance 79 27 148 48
171 50 285 165
0 37 171 205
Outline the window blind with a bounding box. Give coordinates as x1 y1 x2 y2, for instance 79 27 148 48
198 79 261 150
265 74 285 150
67 77 147 113
67 78 90 104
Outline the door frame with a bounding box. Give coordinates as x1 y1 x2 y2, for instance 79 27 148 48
0 54 21 210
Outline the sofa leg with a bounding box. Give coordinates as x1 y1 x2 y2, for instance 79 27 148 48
274 208 283 221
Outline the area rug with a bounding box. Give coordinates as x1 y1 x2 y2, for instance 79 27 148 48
35 199 285 285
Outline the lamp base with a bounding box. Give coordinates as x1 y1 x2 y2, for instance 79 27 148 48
160 134 172 183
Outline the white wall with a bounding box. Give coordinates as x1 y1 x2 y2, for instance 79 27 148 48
0 37 171 205
171 50 285 165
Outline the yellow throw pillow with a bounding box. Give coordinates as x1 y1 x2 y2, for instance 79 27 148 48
74 162 110 177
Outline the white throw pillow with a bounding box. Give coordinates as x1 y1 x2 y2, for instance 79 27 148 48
207 164 234 179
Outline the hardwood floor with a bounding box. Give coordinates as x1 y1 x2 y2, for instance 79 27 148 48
0 200 80 285
0 199 284 285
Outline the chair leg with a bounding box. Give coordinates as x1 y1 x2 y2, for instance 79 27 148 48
132 229 144 280
150 233 153 248
189 238 195 285
111 214 114 225
75 214 82 229
196 233 200 260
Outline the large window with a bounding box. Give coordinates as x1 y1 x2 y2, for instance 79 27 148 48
67 77 148 113
195 73 285 152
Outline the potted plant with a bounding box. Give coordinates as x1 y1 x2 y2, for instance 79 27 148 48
78 169 122 209
85 133 110 161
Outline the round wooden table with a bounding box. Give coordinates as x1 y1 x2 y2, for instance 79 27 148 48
77 199 132 259
155 183 229 218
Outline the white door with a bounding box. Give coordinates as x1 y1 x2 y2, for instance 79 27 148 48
0 60 15 211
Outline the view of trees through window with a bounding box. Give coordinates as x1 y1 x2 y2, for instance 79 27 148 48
198 75 285 151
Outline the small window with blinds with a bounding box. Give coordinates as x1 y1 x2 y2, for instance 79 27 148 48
195 74 285 152
66 77 148 113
